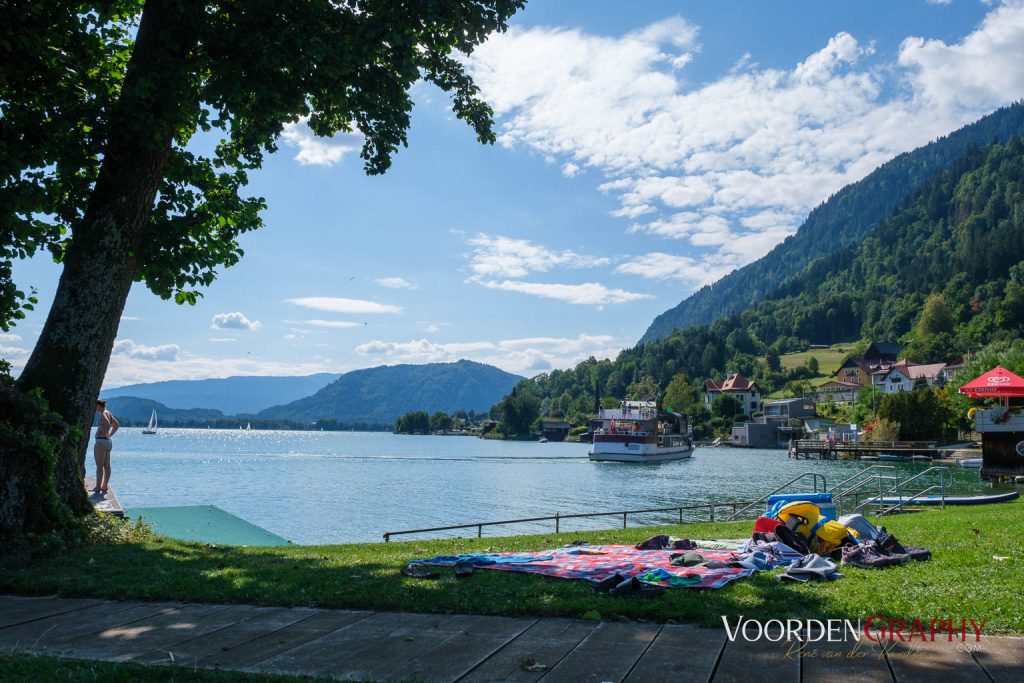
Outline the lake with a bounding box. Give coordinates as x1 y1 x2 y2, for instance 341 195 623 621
89 428 993 545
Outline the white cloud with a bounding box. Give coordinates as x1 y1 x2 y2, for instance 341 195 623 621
280 118 364 166
111 339 180 362
616 252 735 286
208 337 236 343
119 316 141 322
211 311 262 331
0 344 29 359
286 297 402 314
304 319 365 329
466 234 611 278
479 279 652 305
374 277 417 290
466 7 1024 283
355 333 627 375
419 321 449 333
899 1 1024 110
0 333 22 343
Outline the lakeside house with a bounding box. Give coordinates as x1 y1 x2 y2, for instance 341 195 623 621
704 373 761 416
731 398 816 447
539 420 571 442
877 361 948 393
819 341 963 403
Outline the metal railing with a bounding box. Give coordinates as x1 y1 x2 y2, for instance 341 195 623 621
382 499 757 542
829 465 898 513
855 466 952 515
726 472 827 521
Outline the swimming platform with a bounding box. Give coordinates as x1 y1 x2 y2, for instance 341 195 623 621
125 505 290 546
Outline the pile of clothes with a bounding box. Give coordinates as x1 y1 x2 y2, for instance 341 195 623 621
750 501 931 582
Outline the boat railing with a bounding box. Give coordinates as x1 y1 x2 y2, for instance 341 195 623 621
725 472 827 521
383 498 758 542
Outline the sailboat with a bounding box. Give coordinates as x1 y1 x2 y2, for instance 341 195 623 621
142 407 158 435
245 422 252 431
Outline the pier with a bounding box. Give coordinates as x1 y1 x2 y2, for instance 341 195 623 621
789 439 939 460
84 476 123 518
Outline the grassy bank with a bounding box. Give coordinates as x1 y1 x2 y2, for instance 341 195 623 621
2 499 1022 632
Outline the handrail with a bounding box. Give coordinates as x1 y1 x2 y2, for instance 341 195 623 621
855 466 951 515
875 484 945 516
726 472 827 521
829 465 898 495
382 499 758 542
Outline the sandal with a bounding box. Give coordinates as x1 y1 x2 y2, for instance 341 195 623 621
454 561 475 578
609 576 666 598
400 563 440 579
592 572 627 593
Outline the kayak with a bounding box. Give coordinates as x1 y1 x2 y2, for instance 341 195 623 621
867 491 1019 506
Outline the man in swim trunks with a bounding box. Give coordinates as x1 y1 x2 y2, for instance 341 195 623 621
94 399 119 493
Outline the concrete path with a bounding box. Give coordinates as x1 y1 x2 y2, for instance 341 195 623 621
1 595 1020 682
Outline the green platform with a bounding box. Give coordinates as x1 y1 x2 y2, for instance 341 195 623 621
126 505 291 546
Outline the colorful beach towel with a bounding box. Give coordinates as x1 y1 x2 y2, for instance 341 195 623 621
414 543 794 590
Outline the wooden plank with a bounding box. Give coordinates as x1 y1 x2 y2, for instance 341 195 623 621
460 618 598 683
258 611 467 679
0 596 103 629
52 603 251 662
800 637 894 683
133 606 320 665
538 621 662 683
883 638 989 683
972 636 1024 683
0 600 180 652
712 636 799 683
84 476 123 517
382 615 537 682
625 624 726 682
200 608 371 671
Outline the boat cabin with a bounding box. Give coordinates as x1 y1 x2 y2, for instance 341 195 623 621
594 401 689 445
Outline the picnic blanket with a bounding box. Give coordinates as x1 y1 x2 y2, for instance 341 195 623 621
415 541 801 590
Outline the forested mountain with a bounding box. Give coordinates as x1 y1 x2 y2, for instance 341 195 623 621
259 360 523 424
100 396 389 430
508 134 1024 425
641 102 1024 343
101 373 341 414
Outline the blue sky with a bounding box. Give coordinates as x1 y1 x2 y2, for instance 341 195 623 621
6 0 1024 386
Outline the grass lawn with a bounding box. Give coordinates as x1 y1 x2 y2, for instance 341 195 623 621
1 499 1022 633
0 652 334 682
777 343 852 374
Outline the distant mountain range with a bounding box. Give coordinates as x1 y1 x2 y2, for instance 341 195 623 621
259 360 523 424
101 373 341 415
101 360 522 426
641 102 1024 343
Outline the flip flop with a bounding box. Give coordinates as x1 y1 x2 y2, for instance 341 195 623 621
592 572 627 593
400 563 439 579
454 561 475 578
609 577 667 598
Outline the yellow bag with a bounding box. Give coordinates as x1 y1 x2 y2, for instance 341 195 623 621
775 501 859 554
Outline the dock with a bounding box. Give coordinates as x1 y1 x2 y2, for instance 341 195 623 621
789 439 940 460
84 476 123 518
1 594 1020 682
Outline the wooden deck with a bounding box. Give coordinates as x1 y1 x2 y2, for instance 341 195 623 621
1 595 1019 682
83 476 123 518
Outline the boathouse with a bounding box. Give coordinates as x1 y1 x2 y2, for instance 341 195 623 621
539 420 571 442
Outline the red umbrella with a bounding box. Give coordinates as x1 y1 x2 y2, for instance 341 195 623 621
959 366 1024 401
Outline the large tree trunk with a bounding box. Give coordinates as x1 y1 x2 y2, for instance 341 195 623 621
13 0 201 527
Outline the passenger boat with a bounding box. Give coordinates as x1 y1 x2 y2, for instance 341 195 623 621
588 400 693 463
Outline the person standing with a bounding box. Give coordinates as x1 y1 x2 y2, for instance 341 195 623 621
93 399 119 493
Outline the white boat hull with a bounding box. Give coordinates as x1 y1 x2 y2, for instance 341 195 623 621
588 442 693 463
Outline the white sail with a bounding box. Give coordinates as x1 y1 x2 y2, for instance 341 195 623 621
143 407 158 434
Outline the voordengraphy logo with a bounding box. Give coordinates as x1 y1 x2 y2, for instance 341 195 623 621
722 616 988 643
